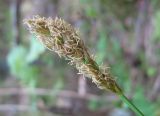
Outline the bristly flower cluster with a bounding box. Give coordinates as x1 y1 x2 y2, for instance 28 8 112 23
24 15 122 94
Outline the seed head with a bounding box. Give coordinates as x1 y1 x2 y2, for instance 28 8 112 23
24 15 122 94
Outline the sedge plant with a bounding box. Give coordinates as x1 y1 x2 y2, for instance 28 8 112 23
24 16 144 116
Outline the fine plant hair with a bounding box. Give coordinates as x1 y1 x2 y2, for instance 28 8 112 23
24 16 144 116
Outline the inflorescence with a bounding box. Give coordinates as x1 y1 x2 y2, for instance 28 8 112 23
24 16 122 94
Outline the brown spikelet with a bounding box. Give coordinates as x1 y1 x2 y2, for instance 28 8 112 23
24 15 122 94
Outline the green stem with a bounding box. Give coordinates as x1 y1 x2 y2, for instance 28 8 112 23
118 93 144 116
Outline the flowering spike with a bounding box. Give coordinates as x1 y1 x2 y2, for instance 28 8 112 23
24 16 122 94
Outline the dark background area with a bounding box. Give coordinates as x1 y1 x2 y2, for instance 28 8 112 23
0 0 160 116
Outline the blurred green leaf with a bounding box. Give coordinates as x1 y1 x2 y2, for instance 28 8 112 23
7 46 27 77
27 36 45 63
80 0 93 4
52 78 64 90
147 67 157 77
96 31 108 64
7 43 41 85
88 98 99 110
85 7 97 18
111 39 121 56
153 11 160 41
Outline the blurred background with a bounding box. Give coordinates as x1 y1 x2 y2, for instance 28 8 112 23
0 0 160 116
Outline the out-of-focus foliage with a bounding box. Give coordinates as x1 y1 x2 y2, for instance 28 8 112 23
7 36 44 85
153 11 160 62
27 36 45 63
0 0 160 115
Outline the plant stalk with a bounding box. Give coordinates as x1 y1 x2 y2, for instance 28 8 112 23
118 93 144 116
